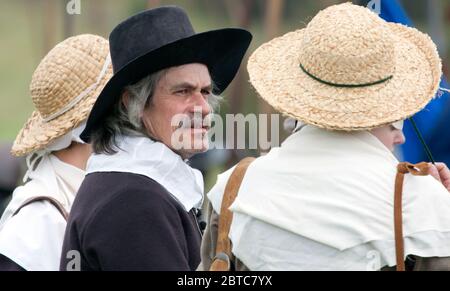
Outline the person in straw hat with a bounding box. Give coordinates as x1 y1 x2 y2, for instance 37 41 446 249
59 6 251 271
0 34 112 271
200 3 450 271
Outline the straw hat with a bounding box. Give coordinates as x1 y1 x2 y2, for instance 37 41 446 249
11 34 113 156
248 3 442 131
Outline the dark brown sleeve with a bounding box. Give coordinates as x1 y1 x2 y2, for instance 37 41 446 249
199 202 250 271
0 254 25 271
414 256 450 271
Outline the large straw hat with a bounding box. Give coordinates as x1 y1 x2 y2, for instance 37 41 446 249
248 3 442 131
11 34 112 156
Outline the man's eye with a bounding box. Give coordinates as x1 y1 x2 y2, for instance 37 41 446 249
177 89 189 95
201 89 211 96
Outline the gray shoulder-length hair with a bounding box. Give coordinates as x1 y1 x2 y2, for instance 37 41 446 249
90 69 222 155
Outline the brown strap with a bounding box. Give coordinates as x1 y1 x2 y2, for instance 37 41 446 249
394 162 430 271
12 196 69 221
210 157 255 271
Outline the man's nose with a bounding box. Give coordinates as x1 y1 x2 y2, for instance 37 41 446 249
190 91 211 116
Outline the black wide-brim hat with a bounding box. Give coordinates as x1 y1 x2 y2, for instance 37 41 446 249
81 6 252 142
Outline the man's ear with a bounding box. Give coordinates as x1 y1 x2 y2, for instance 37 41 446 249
121 90 130 109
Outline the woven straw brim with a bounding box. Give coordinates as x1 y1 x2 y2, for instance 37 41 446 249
248 22 442 131
11 65 112 157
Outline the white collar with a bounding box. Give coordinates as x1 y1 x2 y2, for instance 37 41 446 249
86 135 204 211
50 154 86 199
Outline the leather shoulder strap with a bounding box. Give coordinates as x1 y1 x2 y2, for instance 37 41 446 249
394 162 430 271
12 196 69 221
210 157 255 271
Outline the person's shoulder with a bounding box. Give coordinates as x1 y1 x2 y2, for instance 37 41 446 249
84 171 173 199
83 172 181 216
0 201 66 270
84 171 161 189
1 199 66 232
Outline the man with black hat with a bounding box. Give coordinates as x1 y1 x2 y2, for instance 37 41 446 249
60 6 251 271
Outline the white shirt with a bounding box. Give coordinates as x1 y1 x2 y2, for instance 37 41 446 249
208 126 450 270
0 154 85 271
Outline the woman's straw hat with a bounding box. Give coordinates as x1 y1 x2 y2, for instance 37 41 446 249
248 3 442 131
11 34 112 156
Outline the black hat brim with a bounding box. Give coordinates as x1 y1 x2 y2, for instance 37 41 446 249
81 28 252 142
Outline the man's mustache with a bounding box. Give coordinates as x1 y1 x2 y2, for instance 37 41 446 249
175 115 212 130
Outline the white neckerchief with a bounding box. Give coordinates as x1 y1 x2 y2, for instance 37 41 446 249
86 135 204 211
0 154 85 270
208 126 450 269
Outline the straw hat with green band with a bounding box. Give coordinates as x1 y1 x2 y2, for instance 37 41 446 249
11 34 113 157
248 2 442 131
